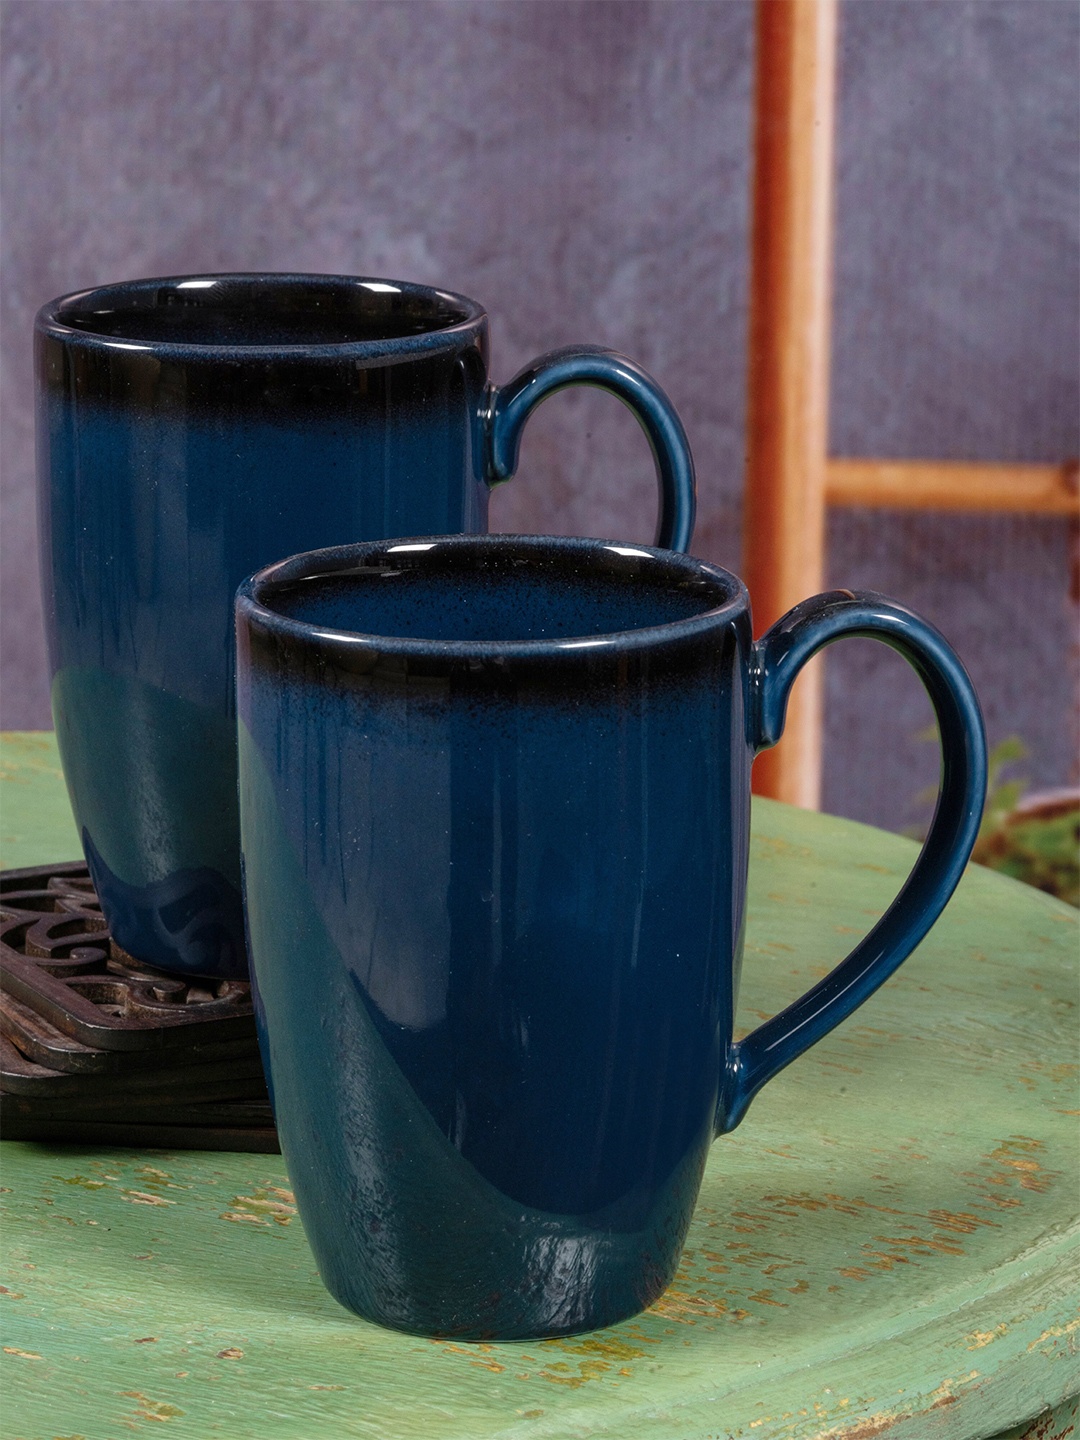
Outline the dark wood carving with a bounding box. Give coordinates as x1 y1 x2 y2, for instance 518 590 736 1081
0 862 278 1153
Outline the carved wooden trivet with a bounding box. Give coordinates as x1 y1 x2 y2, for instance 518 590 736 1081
0 861 278 1152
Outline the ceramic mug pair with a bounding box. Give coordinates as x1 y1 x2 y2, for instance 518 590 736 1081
37 276 987 1341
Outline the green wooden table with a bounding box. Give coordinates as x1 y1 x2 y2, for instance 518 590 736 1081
1 732 1077 1440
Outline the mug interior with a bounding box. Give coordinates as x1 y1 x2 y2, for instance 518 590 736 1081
251 538 740 646
49 275 477 348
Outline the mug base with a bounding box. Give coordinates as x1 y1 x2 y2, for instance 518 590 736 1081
320 1257 678 1343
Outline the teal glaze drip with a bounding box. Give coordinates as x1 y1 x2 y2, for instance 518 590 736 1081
240 721 710 1339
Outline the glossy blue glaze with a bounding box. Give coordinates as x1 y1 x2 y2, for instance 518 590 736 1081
721 589 989 1131
36 274 695 977
235 535 986 1339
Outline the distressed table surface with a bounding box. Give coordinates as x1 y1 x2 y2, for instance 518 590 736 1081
1 731 1077 1440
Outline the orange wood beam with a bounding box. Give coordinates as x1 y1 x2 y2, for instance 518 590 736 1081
826 458 1080 515
743 0 839 809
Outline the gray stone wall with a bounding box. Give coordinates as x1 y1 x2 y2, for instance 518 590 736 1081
827 0 1079 829
2 0 1076 831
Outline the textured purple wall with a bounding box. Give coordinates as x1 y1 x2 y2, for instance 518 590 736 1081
2 0 1077 831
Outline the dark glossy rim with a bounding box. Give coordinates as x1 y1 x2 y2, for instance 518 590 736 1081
35 273 486 360
237 534 749 663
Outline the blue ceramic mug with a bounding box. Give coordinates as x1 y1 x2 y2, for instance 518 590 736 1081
36 274 694 979
235 534 987 1340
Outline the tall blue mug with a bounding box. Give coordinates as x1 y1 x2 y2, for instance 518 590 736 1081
235 534 987 1340
36 274 695 978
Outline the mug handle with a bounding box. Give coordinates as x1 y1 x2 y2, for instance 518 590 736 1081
484 346 696 552
718 589 988 1134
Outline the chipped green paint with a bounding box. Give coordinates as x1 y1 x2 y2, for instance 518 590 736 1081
1 733 1078 1438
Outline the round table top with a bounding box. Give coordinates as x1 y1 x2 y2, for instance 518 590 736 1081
1 732 1077 1440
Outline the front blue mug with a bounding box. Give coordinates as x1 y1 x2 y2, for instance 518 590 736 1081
36 274 695 978
235 534 987 1340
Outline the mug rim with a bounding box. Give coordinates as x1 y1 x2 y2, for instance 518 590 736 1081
237 534 749 664
35 272 487 361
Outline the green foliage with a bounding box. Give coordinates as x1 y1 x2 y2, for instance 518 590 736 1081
975 735 1031 844
973 804 1080 909
906 731 1079 908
